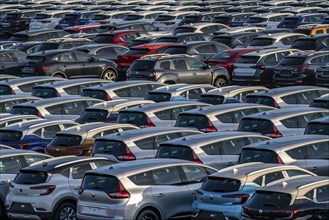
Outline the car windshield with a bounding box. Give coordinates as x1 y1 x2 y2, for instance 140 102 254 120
246 17 267 23
175 114 209 130
93 140 127 155
9 34 28 42
239 118 274 134
14 170 48 185
310 100 329 109
202 177 241 192
50 134 82 146
145 92 172 102
279 57 306 66
129 60 155 71
76 109 109 123
249 38 274 46
236 55 260 64
198 95 225 105
0 130 22 142
32 87 58 98
305 122 329 135
34 14 52 19
82 89 109 101
163 46 187 54
155 15 175 21
240 149 278 163
210 51 239 60
156 144 193 160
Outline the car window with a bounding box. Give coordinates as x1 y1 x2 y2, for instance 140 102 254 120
129 171 153 185
316 185 329 202
194 45 216 54
71 163 93 179
43 125 61 138
63 85 81 95
63 101 86 115
181 166 208 183
216 110 244 123
75 52 91 62
24 155 48 166
281 113 325 128
0 156 23 174
263 54 277 64
188 89 202 99
159 60 171 70
173 59 187 70
96 47 116 58
0 53 15 62
46 104 64 115
134 137 155 150
264 171 284 185
186 59 205 70
286 169 310 177
306 141 329 159
221 138 249 155
57 52 77 63
152 166 183 185
92 160 114 168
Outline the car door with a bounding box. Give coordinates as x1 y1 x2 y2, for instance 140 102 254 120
172 59 191 83
150 166 191 219
68 162 93 197
95 47 117 61
185 58 212 84
74 51 101 78
304 141 329 176
56 52 80 78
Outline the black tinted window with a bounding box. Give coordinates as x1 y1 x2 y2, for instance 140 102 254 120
279 57 305 66
157 145 193 161
249 191 292 208
310 100 329 109
82 89 109 101
129 60 155 71
94 35 115 43
245 96 277 107
0 85 13 95
117 112 147 127
305 122 329 135
93 140 127 155
236 55 260 64
82 174 119 193
198 95 224 105
50 134 82 146
145 92 171 102
76 109 109 123
240 149 278 163
32 88 58 98
249 38 274 46
176 114 209 129
11 106 39 116
291 39 316 50
14 170 48 184
0 156 23 174
202 177 241 192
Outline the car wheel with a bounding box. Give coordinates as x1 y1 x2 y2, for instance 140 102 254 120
102 69 117 82
214 77 228 87
136 209 160 220
55 202 76 220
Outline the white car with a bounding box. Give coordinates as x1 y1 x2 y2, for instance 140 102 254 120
153 11 199 31
29 10 73 30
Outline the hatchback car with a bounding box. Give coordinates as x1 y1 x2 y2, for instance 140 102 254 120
247 33 306 49
193 163 316 220
315 62 329 86
0 50 27 75
0 114 40 129
56 11 101 29
239 135 329 176
29 10 73 30
277 13 327 28
305 116 329 135
174 23 229 35
35 38 93 53
310 93 329 109
6 156 114 220
0 11 33 35
156 131 270 169
77 159 217 220
0 95 40 113
93 30 150 47
290 34 329 51
211 33 262 49
243 13 293 29
8 29 67 42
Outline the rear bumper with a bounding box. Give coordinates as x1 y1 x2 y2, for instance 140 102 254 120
7 212 53 220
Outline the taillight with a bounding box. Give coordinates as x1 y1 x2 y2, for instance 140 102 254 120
200 120 217 132
36 66 50 71
100 21 108 24
294 66 309 72
274 100 280 108
106 94 112 101
10 89 16 95
116 147 136 161
222 194 250 204
265 124 282 138
149 72 156 78
192 151 203 164
251 65 266 70
30 185 56 195
37 110 43 118
107 181 130 199
141 116 155 128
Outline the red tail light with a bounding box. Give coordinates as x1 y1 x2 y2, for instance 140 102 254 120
108 181 130 199
116 147 136 161
100 21 108 24
30 185 56 195
164 22 175 25
10 89 16 95
295 66 309 72
222 194 250 204
200 120 217 132
265 125 282 138
192 151 203 164
274 100 280 108
141 116 155 128
251 65 266 70
106 94 112 101
37 110 43 118
36 66 50 71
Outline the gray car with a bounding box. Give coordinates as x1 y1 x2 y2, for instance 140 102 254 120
0 95 41 113
239 135 329 176
77 159 218 220
304 116 329 135
0 114 40 128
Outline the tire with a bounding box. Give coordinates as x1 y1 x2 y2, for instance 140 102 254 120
136 209 160 220
0 201 4 220
54 202 76 220
214 77 228 87
102 69 117 82
53 72 66 79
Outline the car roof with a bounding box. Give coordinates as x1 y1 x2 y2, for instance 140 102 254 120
0 149 48 158
85 80 164 91
0 95 40 102
2 119 75 131
33 78 109 88
149 84 215 94
247 86 329 97
0 76 65 86
87 99 155 111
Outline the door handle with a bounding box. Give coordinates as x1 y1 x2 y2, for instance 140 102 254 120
156 193 165 198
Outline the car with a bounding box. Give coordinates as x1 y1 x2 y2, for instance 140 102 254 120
247 33 306 49
0 114 40 128
178 12 224 26
118 101 210 128
31 78 110 98
56 11 102 29
0 149 51 220
192 163 316 220
74 44 129 62
310 93 329 109
245 86 329 108
0 76 65 95
156 131 271 169
174 23 229 35
127 54 230 87
214 27 266 36
6 156 115 220
8 29 67 42
29 10 73 30
92 127 202 161
127 35 161 48
293 24 329 36
82 80 164 101
213 13 256 27
93 30 150 47
273 51 329 86
145 84 216 102
0 119 77 152
242 176 329 220
205 48 260 75
175 103 275 132
0 50 28 75
77 159 217 220
305 116 329 135
243 13 293 29
238 107 329 137
232 48 301 86
76 99 155 124
198 86 269 105
153 11 199 31
316 62 329 86
19 49 118 81
122 10 168 23
277 13 327 28
96 21 162 35
89 11 135 25
211 32 263 48
0 11 34 36
8 41 43 54
46 122 138 156
11 96 102 120
0 95 40 113
35 38 93 52
290 34 329 51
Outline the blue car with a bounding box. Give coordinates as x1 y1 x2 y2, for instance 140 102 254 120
277 13 326 28
0 119 77 152
191 163 316 220
56 11 101 29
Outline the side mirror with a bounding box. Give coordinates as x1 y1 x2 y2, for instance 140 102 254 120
203 64 210 69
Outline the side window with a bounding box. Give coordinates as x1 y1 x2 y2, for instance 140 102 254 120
152 166 183 185
248 137 268 144
286 169 310 177
130 85 150 97
181 166 208 183
155 109 175 120
129 171 153 185
306 142 329 159
134 137 155 150
281 93 299 104
0 53 15 62
63 101 86 115
64 85 80 95
159 61 171 70
253 176 263 186
96 47 116 59
194 45 216 54
304 189 314 200
154 133 180 147
186 59 205 70
188 89 202 99
46 104 64 115
71 163 93 179
263 54 277 64
297 91 320 104
93 160 114 168
173 59 187 70
43 125 61 138
216 110 244 123
114 47 128 55
316 29 324 34
264 171 284 185
0 156 23 174
316 185 329 202
286 146 306 159
310 56 323 64
201 142 221 155
220 138 249 155
24 155 48 166
75 52 91 62
33 129 42 137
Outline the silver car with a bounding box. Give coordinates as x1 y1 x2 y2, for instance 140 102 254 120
77 159 218 220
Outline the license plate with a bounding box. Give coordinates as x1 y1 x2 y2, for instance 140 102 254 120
21 67 35 73
81 206 107 217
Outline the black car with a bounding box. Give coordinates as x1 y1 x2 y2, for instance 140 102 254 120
291 34 329 51
0 11 35 36
154 33 211 44
74 44 129 62
8 30 67 42
19 49 118 81
274 51 329 86
0 50 27 75
9 41 42 54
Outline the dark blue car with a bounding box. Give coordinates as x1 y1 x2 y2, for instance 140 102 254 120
56 11 101 29
277 13 327 28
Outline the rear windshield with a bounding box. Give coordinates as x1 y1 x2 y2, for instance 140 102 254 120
34 14 52 19
310 100 329 109
50 134 82 146
210 51 239 60
81 174 119 193
129 60 155 71
249 191 292 208
202 177 241 193
155 15 175 21
236 55 260 64
212 37 232 45
198 95 225 105
93 35 115 43
282 17 300 24
174 27 195 34
11 106 39 116
36 43 58 52
239 118 274 134
246 17 267 23
176 114 209 130
4 13 19 19
92 140 127 155
249 38 274 46
305 122 329 135
14 170 48 185
9 34 28 42
156 145 193 161
0 130 22 142
245 96 277 107
82 89 109 101
76 109 109 124
145 92 171 102
240 149 278 163
92 14 110 20
125 48 150 55
63 14 80 19
156 37 178 43
0 85 13 95
32 87 58 98
291 39 316 50
124 14 143 21
117 112 147 127
163 46 187 54
279 57 306 66
213 16 230 23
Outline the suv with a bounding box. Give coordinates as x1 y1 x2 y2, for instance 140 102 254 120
274 51 329 86
35 38 92 52
56 11 101 29
0 11 33 36
305 116 329 135
290 34 329 51
243 13 293 29
127 54 230 87
6 156 114 220
316 62 329 86
0 49 28 75
247 33 306 49
232 48 301 86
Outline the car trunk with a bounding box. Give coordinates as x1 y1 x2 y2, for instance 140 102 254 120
11 106 40 117
240 148 280 164
238 118 282 138
245 95 278 108
117 111 152 128
175 114 216 132
0 130 23 142
234 55 260 77
46 134 85 156
82 89 110 101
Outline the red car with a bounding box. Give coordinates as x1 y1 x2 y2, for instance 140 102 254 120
93 30 150 47
117 42 175 80
205 48 260 75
